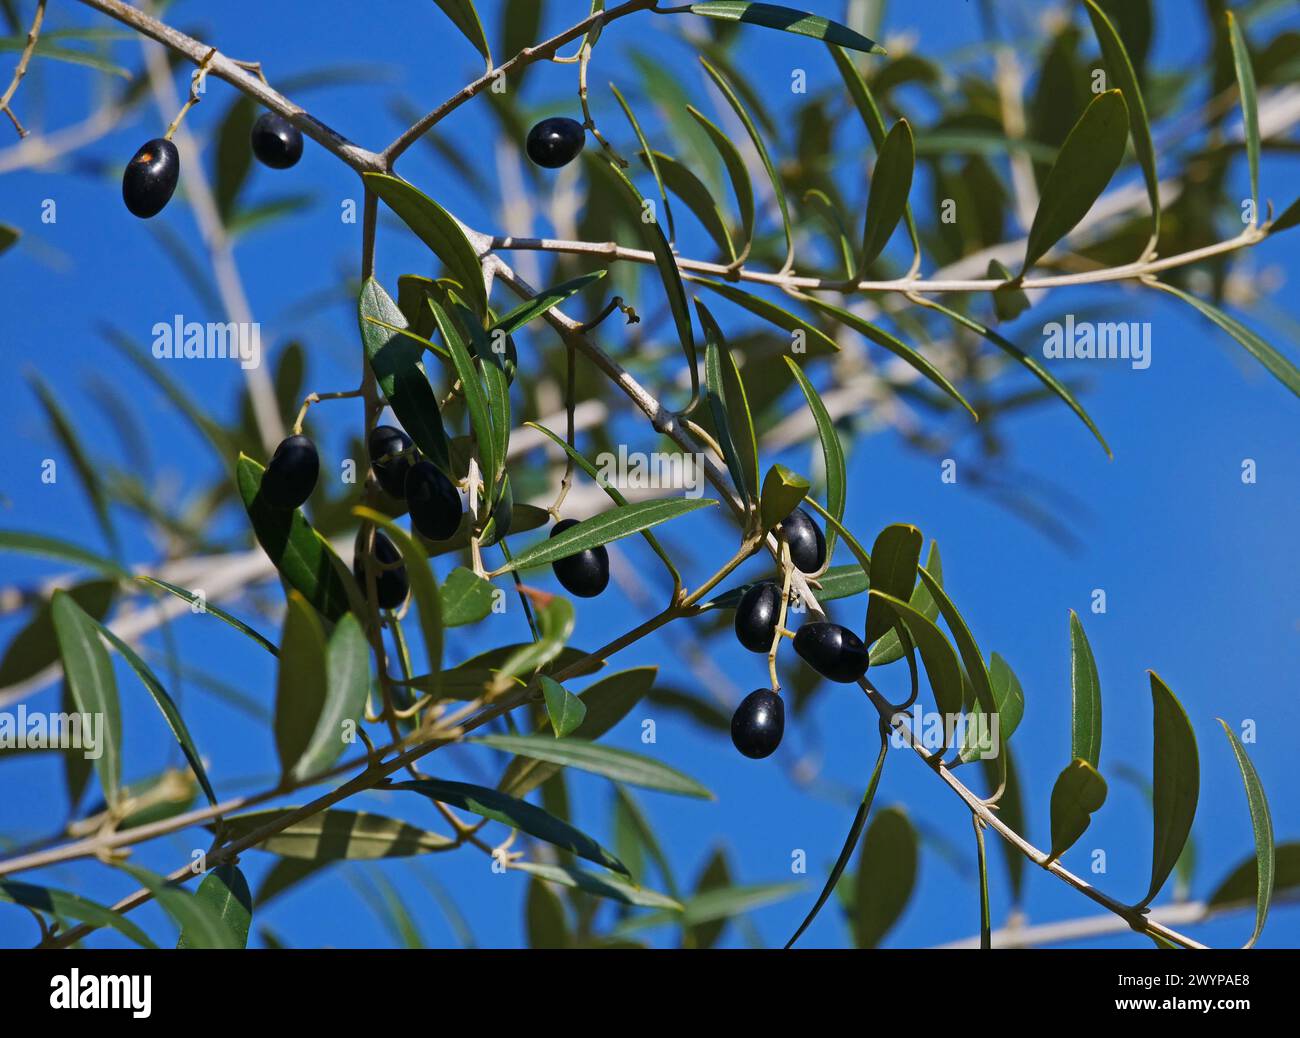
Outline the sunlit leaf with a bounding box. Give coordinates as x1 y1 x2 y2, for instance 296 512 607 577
274 590 329 779
1138 672 1199 909
136 576 278 657
1226 11 1260 219
863 524 923 646
1020 90 1130 274
512 861 680 911
859 119 914 268
178 864 251 949
51 591 121 813
0 880 155 948
431 0 491 69
1069 610 1102 769
1047 759 1108 863
541 675 587 737
1217 719 1275 947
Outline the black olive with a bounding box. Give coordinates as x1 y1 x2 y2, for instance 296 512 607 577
780 507 826 574
526 117 586 168
734 581 781 653
353 530 408 610
549 517 609 598
731 689 785 759
250 111 304 169
122 137 180 218
261 434 319 509
368 425 415 499
793 621 870 683
406 461 461 541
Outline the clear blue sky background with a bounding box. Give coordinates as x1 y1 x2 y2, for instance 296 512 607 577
0 0 1297 948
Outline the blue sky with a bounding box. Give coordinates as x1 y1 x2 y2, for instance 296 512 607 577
0 0 1297 948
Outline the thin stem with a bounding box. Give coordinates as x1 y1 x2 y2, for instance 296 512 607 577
0 0 46 137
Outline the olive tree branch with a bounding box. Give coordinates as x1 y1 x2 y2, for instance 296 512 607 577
482 223 1271 296
0 0 46 137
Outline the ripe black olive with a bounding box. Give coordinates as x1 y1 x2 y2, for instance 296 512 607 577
353 530 409 610
780 507 826 574
731 689 785 759
406 461 461 541
122 137 180 219
526 117 586 168
250 111 304 169
368 425 415 499
549 517 609 598
734 581 780 653
793 621 870 683
261 434 319 509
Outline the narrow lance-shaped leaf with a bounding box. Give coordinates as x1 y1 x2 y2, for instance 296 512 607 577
685 2 886 55
495 498 716 574
430 299 497 488
803 188 857 278
643 150 735 260
690 278 839 355
290 612 370 783
1218 719 1274 948
431 0 491 70
786 725 888 948
700 57 795 270
93 620 217 807
216 808 456 860
0 880 156 948
859 119 915 269
525 422 682 589
363 174 487 316
1148 280 1300 400
913 296 1111 457
853 805 919 948
798 294 979 420
274 590 329 779
135 576 278 656
1069 610 1102 769
1019 89 1130 275
686 105 755 257
392 777 629 874
511 860 680 912
472 734 713 799
491 270 608 336
1139 672 1199 910
1047 759 1108 863
697 299 755 505
358 278 451 472
869 589 964 720
116 863 239 949
784 357 846 559
611 84 674 243
1226 11 1260 223
828 44 921 263
1084 0 1160 251
51 591 121 813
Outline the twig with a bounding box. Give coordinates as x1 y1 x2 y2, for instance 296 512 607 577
0 0 47 137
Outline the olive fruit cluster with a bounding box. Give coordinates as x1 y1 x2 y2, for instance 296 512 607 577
258 423 467 612
123 110 303 219
728 508 870 760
